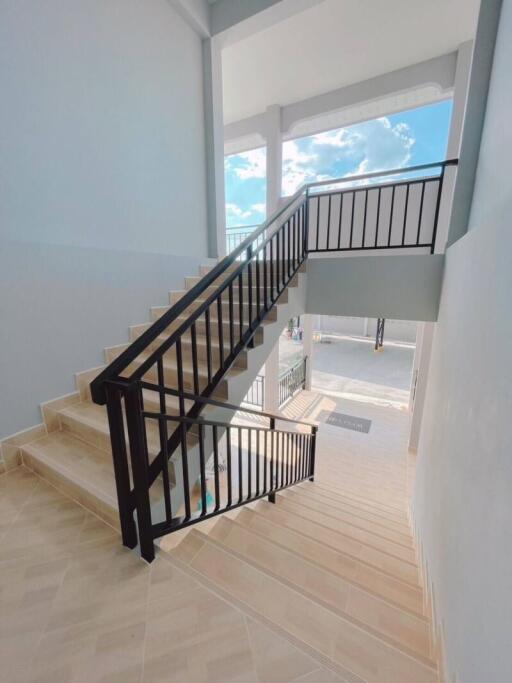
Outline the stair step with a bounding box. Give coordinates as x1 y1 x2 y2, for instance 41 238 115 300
106 333 251 370
128 354 246 400
295 483 411 532
207 516 432 661
57 398 193 464
21 432 121 530
130 319 265 346
274 495 417 564
279 489 414 548
173 530 437 683
300 481 410 520
21 431 172 530
235 508 423 616
251 501 420 587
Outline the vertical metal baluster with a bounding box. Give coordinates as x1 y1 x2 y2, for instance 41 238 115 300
198 423 207 515
269 428 274 494
255 430 260 496
247 428 252 499
388 185 396 246
190 323 200 395
300 434 305 479
349 191 356 249
212 425 220 511
326 194 332 250
226 426 232 508
286 433 291 486
316 195 320 250
292 211 296 270
309 427 317 481
416 181 426 245
175 339 191 520
228 283 234 355
270 238 275 302
287 219 291 278
156 358 172 523
263 242 268 311
362 189 368 248
238 273 244 340
375 187 381 248
282 224 287 288
294 433 299 483
402 183 410 246
238 427 243 503
280 431 285 487
256 250 261 320
204 308 212 385
276 231 281 292
247 258 253 331
431 167 446 253
337 191 344 249
217 295 224 370
263 428 268 493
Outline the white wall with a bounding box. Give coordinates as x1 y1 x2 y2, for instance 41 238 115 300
413 1 512 681
0 0 208 255
0 0 211 438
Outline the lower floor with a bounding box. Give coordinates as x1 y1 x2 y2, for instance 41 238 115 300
0 386 420 683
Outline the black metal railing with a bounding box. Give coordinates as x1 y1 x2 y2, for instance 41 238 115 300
279 357 307 407
306 160 457 254
91 188 309 561
243 373 264 408
91 159 457 561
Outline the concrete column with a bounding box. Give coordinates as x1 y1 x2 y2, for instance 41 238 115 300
263 105 283 410
263 339 280 412
302 314 314 390
264 104 283 217
409 322 435 451
435 41 473 254
203 37 227 259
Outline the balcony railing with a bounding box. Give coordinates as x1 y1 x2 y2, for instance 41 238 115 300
279 357 307 406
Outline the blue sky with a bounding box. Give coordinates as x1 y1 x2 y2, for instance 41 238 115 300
224 99 453 228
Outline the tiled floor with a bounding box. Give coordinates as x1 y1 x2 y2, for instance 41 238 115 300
0 467 346 682
0 389 416 682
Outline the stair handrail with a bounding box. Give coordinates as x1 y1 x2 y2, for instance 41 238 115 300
91 158 457 405
138 383 318 429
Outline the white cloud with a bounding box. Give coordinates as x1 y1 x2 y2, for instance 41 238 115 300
250 202 266 214
226 203 252 220
226 148 266 180
282 117 415 194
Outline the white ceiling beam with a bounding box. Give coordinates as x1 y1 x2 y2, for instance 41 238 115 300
224 51 458 153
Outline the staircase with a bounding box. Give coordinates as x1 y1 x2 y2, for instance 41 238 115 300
8 161 456 682
162 444 438 683
19 258 307 537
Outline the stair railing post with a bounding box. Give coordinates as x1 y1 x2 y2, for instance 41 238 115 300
309 426 317 482
124 381 155 563
268 416 276 503
104 381 138 549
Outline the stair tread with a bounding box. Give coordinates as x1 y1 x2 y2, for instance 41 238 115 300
286 486 412 535
234 507 424 615
299 482 410 520
22 431 118 507
251 501 421 587
207 516 433 662
274 495 417 565
280 489 413 545
173 530 437 683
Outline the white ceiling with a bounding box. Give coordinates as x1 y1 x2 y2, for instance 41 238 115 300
222 0 480 124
